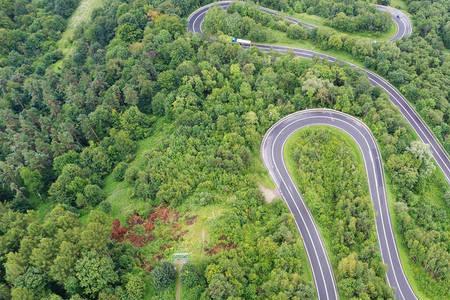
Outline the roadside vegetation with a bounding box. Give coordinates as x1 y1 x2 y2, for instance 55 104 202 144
0 0 449 299
204 0 450 153
285 127 393 299
203 5 450 295
284 124 449 299
288 11 396 41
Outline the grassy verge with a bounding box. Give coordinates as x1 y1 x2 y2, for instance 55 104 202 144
391 0 409 11
290 12 396 41
252 152 316 294
249 149 276 189
384 178 429 300
263 28 366 68
282 198 316 292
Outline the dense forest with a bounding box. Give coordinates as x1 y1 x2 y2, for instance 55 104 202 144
0 0 79 74
0 0 449 299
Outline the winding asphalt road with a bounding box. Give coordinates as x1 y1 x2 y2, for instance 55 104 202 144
188 2 450 299
187 1 412 42
262 109 413 300
375 5 412 41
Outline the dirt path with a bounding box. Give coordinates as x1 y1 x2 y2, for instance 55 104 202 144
175 273 181 300
175 261 184 300
259 184 280 203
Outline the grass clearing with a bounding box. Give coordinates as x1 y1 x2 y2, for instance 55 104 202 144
101 118 226 295
53 0 106 69
103 119 172 221
420 168 449 209
177 204 226 262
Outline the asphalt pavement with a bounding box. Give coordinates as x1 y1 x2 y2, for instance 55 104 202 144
186 2 447 299
261 109 417 300
187 1 412 41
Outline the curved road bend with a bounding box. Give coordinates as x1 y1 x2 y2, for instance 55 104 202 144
375 5 412 41
262 109 417 300
187 1 412 42
188 2 450 300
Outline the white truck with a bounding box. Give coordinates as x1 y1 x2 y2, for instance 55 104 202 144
231 37 252 46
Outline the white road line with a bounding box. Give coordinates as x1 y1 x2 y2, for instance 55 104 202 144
268 112 413 299
270 137 332 299
189 3 423 299
254 43 450 181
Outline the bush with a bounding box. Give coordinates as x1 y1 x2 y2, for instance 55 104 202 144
181 263 206 289
112 162 129 181
125 274 145 300
191 192 216 206
444 190 450 206
98 201 112 213
0 283 10 300
286 24 307 39
76 184 105 207
151 262 176 289
124 166 139 184
248 25 268 42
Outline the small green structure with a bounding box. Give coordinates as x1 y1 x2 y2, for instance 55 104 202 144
173 252 189 265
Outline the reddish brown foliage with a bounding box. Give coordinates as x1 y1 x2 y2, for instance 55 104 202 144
143 220 155 232
148 206 179 224
128 213 144 226
111 206 183 250
206 241 236 255
111 216 153 247
128 233 146 247
127 233 154 247
111 219 128 242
